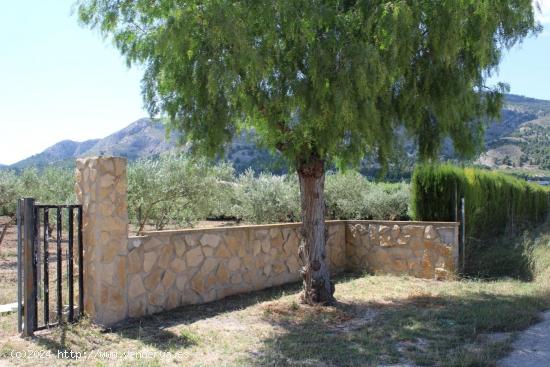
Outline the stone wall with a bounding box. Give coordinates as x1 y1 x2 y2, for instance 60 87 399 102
125 222 347 317
345 221 458 279
124 220 457 318
76 157 459 324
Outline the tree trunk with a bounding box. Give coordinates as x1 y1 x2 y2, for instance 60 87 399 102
297 156 335 305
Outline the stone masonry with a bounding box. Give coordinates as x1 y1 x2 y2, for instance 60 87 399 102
76 157 459 325
126 222 347 317
345 221 458 279
75 157 129 325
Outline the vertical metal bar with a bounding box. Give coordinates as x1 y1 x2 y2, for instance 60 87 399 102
454 182 458 222
43 208 49 326
77 206 84 318
56 207 63 323
23 198 36 337
16 199 23 333
33 205 38 331
461 197 466 273
68 207 74 322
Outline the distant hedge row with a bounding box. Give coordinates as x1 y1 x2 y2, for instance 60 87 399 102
411 164 550 241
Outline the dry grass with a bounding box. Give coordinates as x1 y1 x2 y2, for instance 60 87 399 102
0 273 548 367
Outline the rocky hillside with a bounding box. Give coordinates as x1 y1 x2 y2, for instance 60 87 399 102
80 118 175 159
5 118 280 173
11 139 100 169
3 94 549 175
477 95 550 172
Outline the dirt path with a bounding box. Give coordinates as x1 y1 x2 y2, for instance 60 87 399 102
498 310 550 367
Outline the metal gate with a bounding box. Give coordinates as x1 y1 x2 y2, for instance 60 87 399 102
16 198 84 336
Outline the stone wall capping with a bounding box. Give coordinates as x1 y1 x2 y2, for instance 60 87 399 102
137 219 458 238
346 220 460 226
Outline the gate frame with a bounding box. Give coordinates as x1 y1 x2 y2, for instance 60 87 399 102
17 198 84 336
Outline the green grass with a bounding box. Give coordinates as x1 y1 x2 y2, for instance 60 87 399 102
467 215 550 279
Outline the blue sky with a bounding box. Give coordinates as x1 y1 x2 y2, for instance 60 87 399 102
0 1 549 165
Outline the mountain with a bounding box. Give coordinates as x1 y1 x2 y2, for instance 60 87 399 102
81 118 175 159
11 139 100 169
5 119 179 170
5 118 280 173
4 94 550 176
477 95 550 173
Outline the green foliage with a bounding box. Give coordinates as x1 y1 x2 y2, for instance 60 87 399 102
0 167 75 216
510 123 550 170
0 170 21 216
411 164 550 275
325 172 409 220
1 157 410 226
530 227 550 286
412 164 550 237
466 217 550 281
127 155 235 231
325 172 370 219
231 170 300 224
77 0 539 168
363 182 410 221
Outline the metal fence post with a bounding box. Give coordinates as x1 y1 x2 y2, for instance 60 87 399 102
460 197 466 273
22 198 36 337
16 199 23 332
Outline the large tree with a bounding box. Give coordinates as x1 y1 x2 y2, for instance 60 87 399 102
78 0 539 304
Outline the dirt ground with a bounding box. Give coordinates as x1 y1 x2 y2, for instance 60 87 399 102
0 217 17 305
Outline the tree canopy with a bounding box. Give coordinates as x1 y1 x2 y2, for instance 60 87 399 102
78 0 540 167
78 0 540 304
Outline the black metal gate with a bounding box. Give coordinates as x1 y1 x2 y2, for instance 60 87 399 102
16 198 84 336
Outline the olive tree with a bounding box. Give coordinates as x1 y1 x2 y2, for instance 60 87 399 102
78 0 539 304
128 154 234 233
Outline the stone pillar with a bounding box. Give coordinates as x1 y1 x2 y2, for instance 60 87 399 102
75 157 129 325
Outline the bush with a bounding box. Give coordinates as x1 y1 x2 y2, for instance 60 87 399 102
0 170 21 216
325 172 370 219
0 167 75 216
1 156 412 228
231 170 300 223
411 164 550 275
127 155 235 231
465 218 550 280
325 171 410 220
363 181 410 220
411 164 550 239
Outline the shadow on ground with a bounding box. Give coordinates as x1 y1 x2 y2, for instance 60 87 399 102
111 281 305 352
22 273 550 366
248 287 549 366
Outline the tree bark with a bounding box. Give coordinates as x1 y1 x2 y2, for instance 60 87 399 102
297 156 335 305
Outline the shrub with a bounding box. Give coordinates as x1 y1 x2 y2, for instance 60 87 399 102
411 164 550 239
411 164 550 275
127 155 235 232
363 181 410 220
0 167 75 216
325 172 370 219
0 170 21 216
231 169 300 223
325 172 410 220
1 156 412 228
